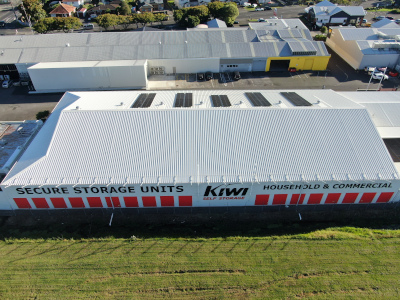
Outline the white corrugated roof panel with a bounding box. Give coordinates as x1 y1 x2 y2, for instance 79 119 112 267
187 44 211 58
162 44 185 59
338 91 400 133
86 46 113 61
3 90 397 186
3 105 396 185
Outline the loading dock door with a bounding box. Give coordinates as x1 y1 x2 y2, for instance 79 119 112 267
269 60 290 71
252 60 266 72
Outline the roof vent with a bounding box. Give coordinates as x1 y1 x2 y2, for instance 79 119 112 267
66 43 70 47
159 41 162 44
0 50 3 56
75 106 79 110
185 41 187 43
120 102 124 106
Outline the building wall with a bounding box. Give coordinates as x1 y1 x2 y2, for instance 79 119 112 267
266 56 330 71
148 58 219 74
1 180 399 210
326 29 363 69
359 53 400 70
28 62 148 92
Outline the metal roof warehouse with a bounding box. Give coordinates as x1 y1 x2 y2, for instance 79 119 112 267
0 89 399 212
0 20 330 92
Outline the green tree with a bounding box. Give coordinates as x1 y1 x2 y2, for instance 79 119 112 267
130 13 139 28
187 15 200 28
36 110 50 120
173 9 185 25
96 13 119 30
19 0 47 23
207 1 224 19
220 2 239 26
118 15 131 29
136 12 154 27
83 4 94 10
154 13 166 25
33 17 57 33
59 17 82 33
118 0 131 15
187 5 209 23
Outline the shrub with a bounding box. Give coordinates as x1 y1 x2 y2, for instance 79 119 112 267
36 110 50 120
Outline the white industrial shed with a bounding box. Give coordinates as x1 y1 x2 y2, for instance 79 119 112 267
0 89 399 212
0 20 330 93
326 23 400 70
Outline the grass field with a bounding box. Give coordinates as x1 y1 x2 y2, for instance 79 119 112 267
0 225 400 298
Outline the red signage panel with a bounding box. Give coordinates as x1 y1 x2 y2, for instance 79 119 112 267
161 196 174 207
14 198 31 209
51 197 67 208
272 194 287 205
32 198 49 209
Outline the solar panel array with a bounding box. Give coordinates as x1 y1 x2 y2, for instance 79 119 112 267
174 93 193 107
210 95 231 107
280 92 312 107
131 93 156 108
245 92 271 107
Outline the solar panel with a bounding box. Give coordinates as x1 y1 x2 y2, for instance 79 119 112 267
220 95 231 107
245 92 271 107
253 92 271 107
175 93 185 107
211 95 222 107
245 92 262 107
131 93 148 108
280 92 312 107
142 93 156 108
184 93 193 107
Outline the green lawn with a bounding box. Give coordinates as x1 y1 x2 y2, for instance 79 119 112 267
0 227 400 298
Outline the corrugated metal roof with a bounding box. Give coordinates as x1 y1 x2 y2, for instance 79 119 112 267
0 28 329 64
340 6 365 16
3 93 396 186
339 91 400 128
277 29 303 39
288 41 317 53
339 28 377 41
207 18 227 28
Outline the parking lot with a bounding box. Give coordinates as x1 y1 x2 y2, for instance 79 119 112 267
148 48 400 91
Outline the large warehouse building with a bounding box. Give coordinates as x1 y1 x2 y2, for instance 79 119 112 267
0 20 330 93
0 89 399 212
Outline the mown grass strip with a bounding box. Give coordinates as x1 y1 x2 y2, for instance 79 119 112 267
0 227 399 298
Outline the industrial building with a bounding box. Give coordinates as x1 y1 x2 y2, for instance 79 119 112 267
0 89 399 213
326 20 400 70
0 20 330 93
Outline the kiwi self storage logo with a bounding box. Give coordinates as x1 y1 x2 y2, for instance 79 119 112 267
203 184 249 200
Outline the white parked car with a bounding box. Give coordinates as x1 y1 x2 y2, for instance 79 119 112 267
258 18 266 22
372 72 389 80
255 7 264 11
395 19 400 24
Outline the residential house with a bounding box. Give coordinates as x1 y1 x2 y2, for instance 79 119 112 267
87 4 119 16
138 0 164 11
49 3 76 17
76 7 87 18
62 0 84 8
306 0 366 27
140 4 153 12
